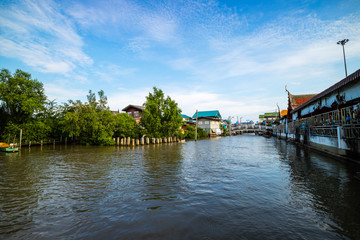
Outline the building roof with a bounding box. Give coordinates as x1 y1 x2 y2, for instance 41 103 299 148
264 112 278 117
289 93 317 110
181 114 192 119
192 110 222 119
291 68 360 114
280 110 288 117
122 104 145 111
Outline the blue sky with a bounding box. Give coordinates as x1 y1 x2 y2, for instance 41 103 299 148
1 0 360 121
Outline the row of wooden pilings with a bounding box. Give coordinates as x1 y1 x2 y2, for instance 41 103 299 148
114 136 182 146
17 136 182 149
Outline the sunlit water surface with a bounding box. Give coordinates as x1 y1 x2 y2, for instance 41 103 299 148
1 135 360 239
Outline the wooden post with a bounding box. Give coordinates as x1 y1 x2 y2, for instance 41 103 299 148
146 137 149 145
19 129 22 149
120 138 124 145
164 138 167 143
132 139 135 146
29 141 31 148
141 138 144 145
117 137 120 146
136 139 139 146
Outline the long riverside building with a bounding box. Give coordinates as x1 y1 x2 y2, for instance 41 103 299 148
274 69 360 161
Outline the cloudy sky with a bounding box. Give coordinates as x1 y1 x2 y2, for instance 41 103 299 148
1 0 360 121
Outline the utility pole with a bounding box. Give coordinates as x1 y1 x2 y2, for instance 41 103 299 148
195 110 198 141
337 39 349 77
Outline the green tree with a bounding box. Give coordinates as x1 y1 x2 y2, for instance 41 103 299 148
0 69 47 141
0 69 46 125
61 90 115 145
113 113 141 138
141 87 182 138
184 125 208 139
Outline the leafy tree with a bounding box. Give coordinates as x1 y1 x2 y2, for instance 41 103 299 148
0 69 46 124
113 113 141 139
0 69 47 141
141 87 182 138
184 125 208 139
61 90 115 145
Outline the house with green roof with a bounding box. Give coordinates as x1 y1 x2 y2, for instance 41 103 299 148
259 112 279 124
192 110 222 136
181 114 192 121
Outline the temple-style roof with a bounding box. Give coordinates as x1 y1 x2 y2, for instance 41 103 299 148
288 93 317 110
192 110 222 119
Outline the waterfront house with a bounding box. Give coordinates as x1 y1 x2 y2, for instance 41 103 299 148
274 69 360 159
122 104 145 123
192 110 222 136
181 114 192 122
181 114 195 131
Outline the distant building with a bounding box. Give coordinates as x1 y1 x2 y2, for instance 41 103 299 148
259 112 278 124
110 110 120 115
181 114 192 122
122 104 145 123
181 114 195 131
192 110 222 136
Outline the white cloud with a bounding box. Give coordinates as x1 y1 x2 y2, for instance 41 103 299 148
0 0 92 74
44 83 88 102
94 64 137 83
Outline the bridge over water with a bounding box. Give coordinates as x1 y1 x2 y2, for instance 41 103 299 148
230 125 271 135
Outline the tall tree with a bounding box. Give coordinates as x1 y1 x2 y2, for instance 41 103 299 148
0 69 46 124
141 87 182 138
61 90 115 145
0 69 47 140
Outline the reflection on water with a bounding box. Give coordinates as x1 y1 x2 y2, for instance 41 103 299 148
1 135 360 239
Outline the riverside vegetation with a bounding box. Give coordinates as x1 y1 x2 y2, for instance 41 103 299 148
0 69 208 145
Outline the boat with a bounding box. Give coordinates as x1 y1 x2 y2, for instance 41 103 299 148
0 143 19 152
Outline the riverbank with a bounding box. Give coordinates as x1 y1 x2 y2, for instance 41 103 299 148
272 128 360 165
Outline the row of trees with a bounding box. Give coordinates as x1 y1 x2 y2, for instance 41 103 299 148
0 69 207 145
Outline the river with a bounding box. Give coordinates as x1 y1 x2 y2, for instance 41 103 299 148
1 134 360 239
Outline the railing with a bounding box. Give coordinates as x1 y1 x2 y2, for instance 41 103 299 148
310 125 338 138
343 124 360 139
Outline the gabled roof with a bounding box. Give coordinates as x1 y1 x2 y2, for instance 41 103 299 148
122 104 145 111
289 93 317 110
181 114 192 119
192 110 222 119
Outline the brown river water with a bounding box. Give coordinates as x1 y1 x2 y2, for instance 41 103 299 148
1 134 360 239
